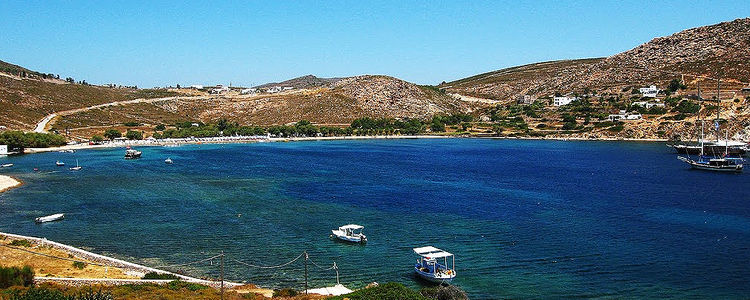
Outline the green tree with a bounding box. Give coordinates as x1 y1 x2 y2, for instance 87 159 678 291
154 124 166 131
125 130 143 140
103 129 122 140
91 135 104 143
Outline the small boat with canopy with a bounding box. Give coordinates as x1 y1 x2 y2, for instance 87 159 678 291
413 246 456 284
330 224 367 243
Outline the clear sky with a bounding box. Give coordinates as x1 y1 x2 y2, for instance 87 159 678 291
1 1 749 88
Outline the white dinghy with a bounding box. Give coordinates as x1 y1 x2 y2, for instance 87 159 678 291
35 213 64 223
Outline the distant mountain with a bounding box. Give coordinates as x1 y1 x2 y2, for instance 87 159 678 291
442 18 750 100
254 75 342 89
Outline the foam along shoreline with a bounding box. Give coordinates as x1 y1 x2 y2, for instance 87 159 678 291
0 175 22 193
24 134 670 154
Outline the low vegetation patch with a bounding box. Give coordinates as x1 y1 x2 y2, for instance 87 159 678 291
141 272 179 280
8 240 31 247
0 265 34 288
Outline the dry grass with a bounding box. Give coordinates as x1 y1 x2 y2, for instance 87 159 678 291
0 238 136 279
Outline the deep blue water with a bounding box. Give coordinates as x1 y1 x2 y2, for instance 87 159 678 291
1 139 749 299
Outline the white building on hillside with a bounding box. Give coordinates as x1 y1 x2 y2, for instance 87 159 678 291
210 85 230 94
189 85 204 90
608 110 642 121
0 145 8 155
632 101 665 109
639 85 659 98
517 94 537 105
553 96 578 106
241 88 258 95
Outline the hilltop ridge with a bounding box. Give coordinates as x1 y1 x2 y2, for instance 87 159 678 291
442 18 750 100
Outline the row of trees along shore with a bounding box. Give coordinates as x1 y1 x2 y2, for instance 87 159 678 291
0 131 67 150
93 114 475 141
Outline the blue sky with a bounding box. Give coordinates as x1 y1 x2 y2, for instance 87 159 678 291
1 1 749 88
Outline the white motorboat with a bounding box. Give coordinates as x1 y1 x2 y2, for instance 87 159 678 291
413 246 456 284
1 163 13 168
165 158 173 164
330 224 367 243
35 213 64 223
125 148 142 159
69 159 82 171
56 161 65 166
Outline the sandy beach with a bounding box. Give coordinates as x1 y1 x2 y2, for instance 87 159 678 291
23 134 670 154
0 175 21 193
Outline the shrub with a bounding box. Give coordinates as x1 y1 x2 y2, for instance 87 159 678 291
9 240 31 247
272 288 298 297
420 285 469 300
72 261 86 270
166 280 209 291
154 124 166 131
141 272 179 280
536 123 547 128
123 121 140 127
0 265 34 288
90 135 104 143
561 122 577 130
609 124 624 132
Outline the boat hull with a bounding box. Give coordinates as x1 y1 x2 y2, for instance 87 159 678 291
678 157 743 172
35 213 64 223
414 267 455 284
330 231 366 244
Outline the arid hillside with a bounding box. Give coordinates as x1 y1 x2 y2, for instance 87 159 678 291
442 18 750 100
60 75 473 129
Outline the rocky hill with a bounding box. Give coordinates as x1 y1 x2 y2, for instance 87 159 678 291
254 74 341 89
138 75 472 127
443 18 750 100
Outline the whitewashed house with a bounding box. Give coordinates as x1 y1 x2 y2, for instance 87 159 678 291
639 85 659 98
608 110 642 121
632 101 665 109
0 145 8 155
517 94 537 105
210 85 230 94
241 88 258 95
282 86 294 91
266 86 282 93
553 96 578 106
190 85 204 90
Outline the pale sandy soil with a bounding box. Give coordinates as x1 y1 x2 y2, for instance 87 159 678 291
0 175 21 193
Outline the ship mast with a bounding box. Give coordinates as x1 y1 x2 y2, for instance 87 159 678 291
698 83 704 157
716 74 721 143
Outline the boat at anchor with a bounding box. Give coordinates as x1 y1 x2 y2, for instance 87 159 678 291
330 224 367 243
413 246 456 284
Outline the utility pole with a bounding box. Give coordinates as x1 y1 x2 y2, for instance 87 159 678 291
304 251 309 295
220 250 225 300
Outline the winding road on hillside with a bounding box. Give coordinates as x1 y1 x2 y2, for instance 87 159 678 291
33 95 211 133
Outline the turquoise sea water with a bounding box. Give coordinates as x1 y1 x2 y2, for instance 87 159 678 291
1 139 749 299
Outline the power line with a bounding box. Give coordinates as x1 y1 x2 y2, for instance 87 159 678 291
231 252 306 269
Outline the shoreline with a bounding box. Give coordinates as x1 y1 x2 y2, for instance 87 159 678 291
0 175 22 193
0 231 244 289
23 134 671 154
